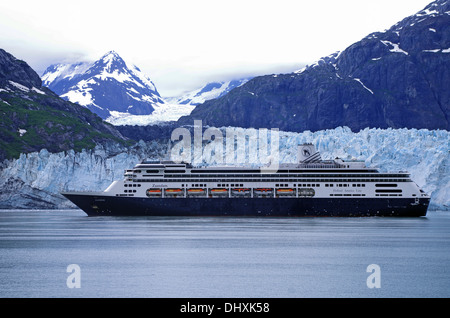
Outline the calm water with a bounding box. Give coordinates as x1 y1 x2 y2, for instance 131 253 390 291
0 209 449 298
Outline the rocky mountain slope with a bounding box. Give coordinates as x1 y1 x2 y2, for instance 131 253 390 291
178 0 450 132
0 48 129 161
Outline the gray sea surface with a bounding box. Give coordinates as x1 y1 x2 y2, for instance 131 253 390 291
0 209 449 298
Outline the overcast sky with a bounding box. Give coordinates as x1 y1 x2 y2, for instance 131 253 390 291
0 0 433 97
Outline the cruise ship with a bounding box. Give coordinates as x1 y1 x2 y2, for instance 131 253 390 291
62 144 430 217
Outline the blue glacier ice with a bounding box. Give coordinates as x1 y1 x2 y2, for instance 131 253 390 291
0 127 448 211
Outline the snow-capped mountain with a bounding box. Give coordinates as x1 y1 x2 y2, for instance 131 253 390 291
167 78 251 106
179 0 450 132
41 51 165 119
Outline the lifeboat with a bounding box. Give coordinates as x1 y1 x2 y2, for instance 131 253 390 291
276 188 295 193
211 188 228 193
232 188 250 193
210 188 228 196
187 188 205 193
164 188 184 197
165 188 183 193
253 188 273 195
146 188 162 197
276 188 295 196
187 188 206 196
231 188 251 197
254 188 272 192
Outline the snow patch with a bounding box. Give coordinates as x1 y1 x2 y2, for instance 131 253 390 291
31 87 46 95
8 81 29 92
61 89 98 108
381 40 409 55
17 128 27 137
354 78 374 94
168 79 250 106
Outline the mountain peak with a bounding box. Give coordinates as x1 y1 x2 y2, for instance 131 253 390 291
94 50 128 74
100 50 122 62
41 51 165 119
102 50 120 58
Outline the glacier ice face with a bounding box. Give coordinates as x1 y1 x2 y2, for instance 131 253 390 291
0 127 448 210
0 141 169 209
105 103 196 126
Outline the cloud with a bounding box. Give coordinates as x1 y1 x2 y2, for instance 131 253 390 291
0 0 433 97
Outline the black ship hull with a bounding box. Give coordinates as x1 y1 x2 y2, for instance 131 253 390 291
62 193 429 217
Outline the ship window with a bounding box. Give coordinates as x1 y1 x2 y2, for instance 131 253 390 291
375 189 402 193
165 170 185 173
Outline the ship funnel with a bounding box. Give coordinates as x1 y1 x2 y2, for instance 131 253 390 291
298 143 321 163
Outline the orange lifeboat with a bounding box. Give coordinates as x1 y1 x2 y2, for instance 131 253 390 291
254 188 273 192
188 188 205 193
276 188 295 196
232 188 251 195
164 188 184 197
276 188 294 193
211 188 228 193
146 188 162 197
187 188 206 196
253 188 273 195
165 188 183 193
